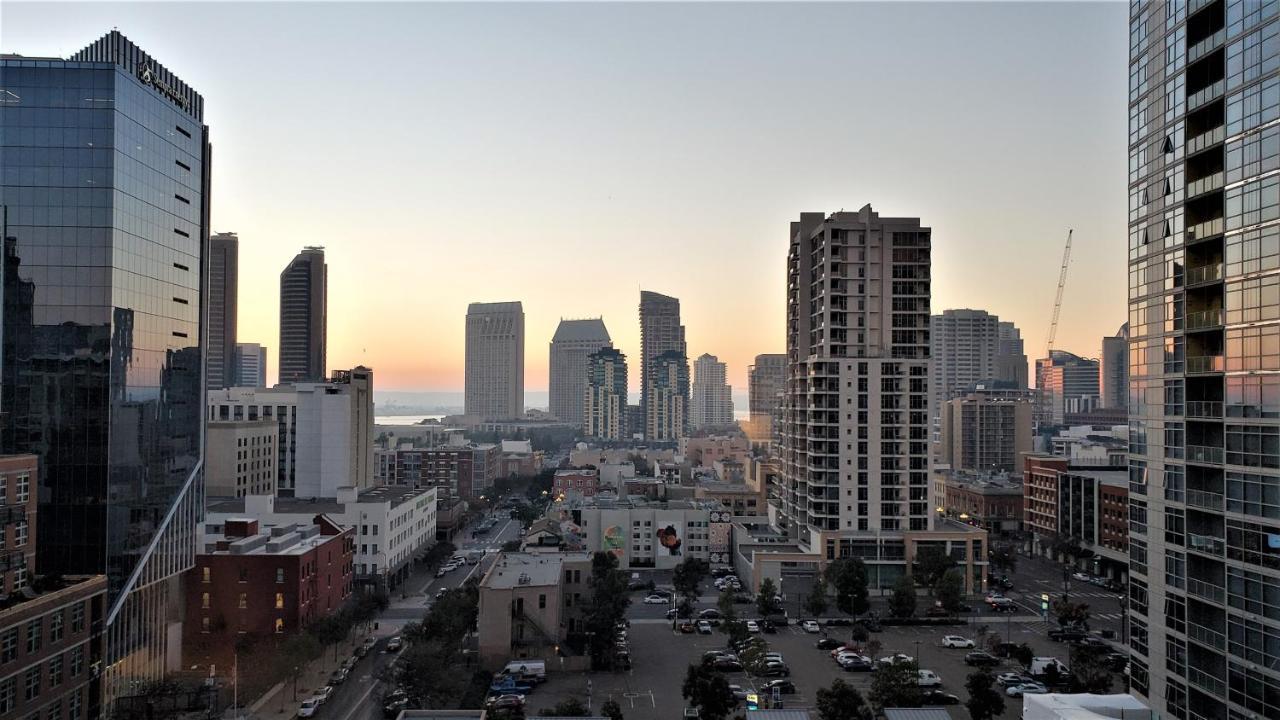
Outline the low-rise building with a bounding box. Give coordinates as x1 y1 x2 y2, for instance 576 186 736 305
681 434 752 467
476 551 593 669
184 516 354 671
1021 453 1128 580
205 420 278 497
695 479 766 515
552 469 599 500
557 497 735 569
499 440 542 479
938 470 1023 535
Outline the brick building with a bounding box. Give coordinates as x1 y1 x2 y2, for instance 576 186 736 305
0 455 37 594
184 516 354 671
940 473 1023 535
394 446 497 500
1098 481 1129 555
1022 454 1068 538
552 470 599 499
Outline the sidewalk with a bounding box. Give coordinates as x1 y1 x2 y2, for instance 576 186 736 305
240 633 366 719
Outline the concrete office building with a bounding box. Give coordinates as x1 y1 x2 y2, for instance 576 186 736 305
939 381 1035 473
930 309 1028 428
234 342 268 387
690 353 734 430
1128 2 1280 717
646 350 688 441
205 420 278 497
465 302 525 420
747 354 786 443
208 232 238 391
279 246 326 384
548 319 611 428
208 366 375 497
1035 350 1101 427
996 321 1029 389
584 348 628 440
0 31 208 701
639 291 688 440
1098 323 1129 410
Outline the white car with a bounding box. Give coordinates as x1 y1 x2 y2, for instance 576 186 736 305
313 686 334 704
997 672 1033 686
801 620 820 633
877 654 914 666
697 621 713 634
745 620 761 633
1007 682 1049 697
917 670 942 688
1071 572 1092 582
764 652 784 663
643 594 669 605
941 635 975 649
298 698 322 718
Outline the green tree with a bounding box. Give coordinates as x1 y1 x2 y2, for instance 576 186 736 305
913 547 955 588
540 699 590 717
600 699 624 720
826 558 870 616
815 679 873 720
1068 644 1114 694
276 633 322 700
805 574 830 618
682 664 734 720
1012 643 1035 669
965 669 1006 720
934 568 965 613
739 640 770 677
585 552 632 669
756 578 780 617
868 658 923 711
849 624 869 644
888 574 917 618
673 558 711 601
398 641 467 709
1052 598 1091 628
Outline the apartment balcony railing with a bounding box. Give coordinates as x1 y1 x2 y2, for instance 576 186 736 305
1188 28 1227 64
1186 489 1225 511
1187 444 1225 464
1188 80 1225 111
1186 355 1225 374
1187 667 1226 697
1187 534 1227 558
1187 171 1224 198
1189 0 1217 16
1186 309 1225 331
1186 401 1224 418
1187 126 1225 155
1187 621 1227 650
1187 217 1224 241
1186 263 1223 285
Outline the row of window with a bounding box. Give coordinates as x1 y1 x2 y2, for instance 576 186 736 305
0 645 85 714
0 605 85 664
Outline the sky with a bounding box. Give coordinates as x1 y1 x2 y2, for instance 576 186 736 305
0 1 1130 394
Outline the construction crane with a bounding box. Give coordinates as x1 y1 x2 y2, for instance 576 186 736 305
1046 229 1074 358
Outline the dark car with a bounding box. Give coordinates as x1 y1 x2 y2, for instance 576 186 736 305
992 642 1021 658
713 659 743 672
965 651 1001 667
679 620 697 633
763 620 778 634
825 618 853 626
699 609 723 620
925 607 952 618
760 663 790 677
922 691 961 706
760 680 796 695
1048 628 1088 642
816 638 842 650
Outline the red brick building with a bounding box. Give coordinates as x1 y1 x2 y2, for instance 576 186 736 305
184 516 354 670
1098 481 1129 554
0 455 37 594
1022 454 1068 538
552 469 599 498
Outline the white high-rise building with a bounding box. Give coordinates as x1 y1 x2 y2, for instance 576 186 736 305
234 342 268 387
690 353 734 429
930 309 1028 420
548 318 612 427
465 302 525 420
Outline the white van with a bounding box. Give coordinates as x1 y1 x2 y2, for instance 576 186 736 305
502 660 547 682
917 670 943 687
1029 657 1069 677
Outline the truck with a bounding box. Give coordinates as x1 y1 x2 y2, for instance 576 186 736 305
1029 657 1070 679
501 660 547 683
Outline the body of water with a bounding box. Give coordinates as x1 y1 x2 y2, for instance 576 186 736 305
375 414 447 425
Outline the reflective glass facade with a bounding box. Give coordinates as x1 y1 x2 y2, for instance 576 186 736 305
0 31 206 703
1129 2 1280 719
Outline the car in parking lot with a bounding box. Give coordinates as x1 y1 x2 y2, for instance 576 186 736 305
745 620 761 633
298 698 322 718
678 620 697 633
643 594 669 604
760 662 790 677
965 651 1001 667
997 672 1035 686
916 670 942 687
714 658 743 672
921 690 960 705
698 609 722 620
941 635 974 648
877 654 915 667
816 638 842 650
801 620 820 633
1048 628 1088 642
727 684 749 701
485 695 525 711
385 636 403 652
435 588 449 599
759 679 796 695
697 621 713 634
1007 682 1049 697
838 654 873 671
382 691 410 718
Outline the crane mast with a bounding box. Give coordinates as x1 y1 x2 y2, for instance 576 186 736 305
1046 229 1074 357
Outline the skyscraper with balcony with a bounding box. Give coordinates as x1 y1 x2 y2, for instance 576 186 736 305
639 291 688 440
747 354 787 444
0 30 207 703
207 231 238 390
1128 2 1280 717
647 350 689 441
548 318 612 428
690 353 734 429
465 301 525 420
777 205 933 548
930 309 1028 423
584 348 628 440
279 246 326 383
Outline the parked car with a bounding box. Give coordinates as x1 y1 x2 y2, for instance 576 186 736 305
313 686 334 704
801 620 820 633
698 609 723 620
357 637 377 657
727 685 749 701
1048 628 1087 643
329 668 348 685
1071 572 1092 582
714 658 743 672
745 620 761 633
486 695 525 711
382 694 409 718
760 662 790 677
816 638 842 650
925 606 951 617
965 652 1001 667
921 691 961 706
385 636 403 652
941 635 974 648
679 620 697 633
917 670 943 688
435 588 449 599
762 619 777 634
298 699 322 718
838 655 873 671
1007 682 1049 697
435 567 450 578
643 594 669 605
877 654 915 667
759 679 796 695
997 672 1034 686
697 621 713 634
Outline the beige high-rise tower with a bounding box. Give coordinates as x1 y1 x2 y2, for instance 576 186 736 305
465 301 525 420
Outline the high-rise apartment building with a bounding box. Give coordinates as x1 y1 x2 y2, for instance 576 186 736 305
0 31 207 701
548 318 612 427
1099 323 1129 410
647 350 689 441
639 291 688 440
1128 2 1280 717
234 341 268 387
690 353 734 429
1034 350 1100 426
930 309 1028 423
996 321 1029 389
207 231 238 391
938 381 1035 473
279 246 326 383
747 354 787 443
584 348 628 440
777 205 933 545
465 301 525 420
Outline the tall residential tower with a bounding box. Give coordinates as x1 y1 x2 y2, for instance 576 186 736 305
465 301 525 420
548 318 612 427
747 354 787 443
279 246 327 383
690 353 734 429
639 291 688 440
584 348 628 440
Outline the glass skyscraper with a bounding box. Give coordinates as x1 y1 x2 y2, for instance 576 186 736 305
1128 2 1280 719
1 31 207 704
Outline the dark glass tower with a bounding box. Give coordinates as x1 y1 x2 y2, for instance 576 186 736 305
279 246 326 384
207 231 238 390
1128 2 1280 718
0 31 207 704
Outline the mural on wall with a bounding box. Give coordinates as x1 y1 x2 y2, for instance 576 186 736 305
656 522 683 556
603 525 625 558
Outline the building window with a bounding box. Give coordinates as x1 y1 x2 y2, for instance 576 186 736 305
69 689 81 720
274 619 284 634
238 593 248 609
201 593 210 609
24 666 40 700
0 628 16 663
69 647 82 677
48 656 62 687
15 522 27 547
49 611 63 644
201 617 210 633
70 604 84 634
0 677 14 714
47 700 62 720
276 568 285 583
202 567 211 583
239 568 249 582
15 474 28 502
26 618 40 653
275 593 284 609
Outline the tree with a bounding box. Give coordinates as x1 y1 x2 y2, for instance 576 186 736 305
276 633 321 700
849 624 869 644
989 543 1018 576
868 658 923 711
1052 598 1091 628
585 552 632 669
805 573 830 618
757 578 780 617
739 640 771 677
1012 643 1035 669
682 664 734 720
888 574 917 618
826 558 871 616
965 669 1006 720
815 679 873 720
913 547 955 588
540 699 590 717
601 699 624 720
934 568 964 613
673 558 711 601
1068 644 1114 694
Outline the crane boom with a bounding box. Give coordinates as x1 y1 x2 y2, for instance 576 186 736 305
1046 229 1073 357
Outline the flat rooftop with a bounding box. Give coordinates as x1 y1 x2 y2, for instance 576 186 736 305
483 551 592 589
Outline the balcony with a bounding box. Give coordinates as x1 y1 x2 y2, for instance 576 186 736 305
1187 171 1224 198
1188 29 1227 64
1186 401 1224 418
1186 309 1225 331
1187 217 1224 241
1186 444 1225 464
1187 80 1225 111
1186 488 1225 511
1188 0 1217 15
1187 621 1226 650
1187 534 1226 558
1187 126 1225 155
1187 667 1226 697
1186 355 1225 374
1186 263 1223 286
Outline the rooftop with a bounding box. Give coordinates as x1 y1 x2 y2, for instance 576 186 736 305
202 518 342 556
551 318 611 343
0 574 107 616
1021 693 1151 720
357 484 436 507
482 551 592 589
747 710 814 720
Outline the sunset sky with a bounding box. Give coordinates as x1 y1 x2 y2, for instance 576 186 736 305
2 2 1129 393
